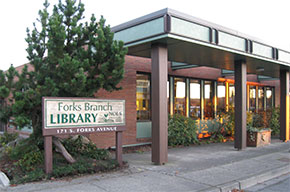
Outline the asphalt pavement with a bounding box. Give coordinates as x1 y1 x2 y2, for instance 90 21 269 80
2 139 290 192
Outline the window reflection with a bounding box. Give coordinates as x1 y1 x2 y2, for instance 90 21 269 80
266 87 272 109
249 86 256 112
136 74 151 121
174 78 186 115
229 84 235 106
190 79 200 119
258 87 264 111
217 82 226 113
204 81 214 119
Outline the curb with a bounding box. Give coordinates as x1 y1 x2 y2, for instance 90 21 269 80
216 164 290 192
238 164 290 190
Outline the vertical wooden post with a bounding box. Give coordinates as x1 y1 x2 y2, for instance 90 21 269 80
280 70 289 141
116 131 123 166
44 136 53 174
234 60 247 150
151 43 168 165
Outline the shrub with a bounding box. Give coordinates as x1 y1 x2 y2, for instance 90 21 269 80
269 107 280 135
0 132 18 147
62 136 110 160
217 106 235 137
16 149 44 172
8 137 41 161
251 113 264 128
168 114 199 146
1 136 118 184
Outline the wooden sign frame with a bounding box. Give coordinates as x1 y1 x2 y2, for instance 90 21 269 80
42 97 126 174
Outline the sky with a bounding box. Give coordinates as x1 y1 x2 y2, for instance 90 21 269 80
0 0 289 71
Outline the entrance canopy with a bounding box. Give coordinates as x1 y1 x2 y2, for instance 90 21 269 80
112 8 290 165
112 8 290 77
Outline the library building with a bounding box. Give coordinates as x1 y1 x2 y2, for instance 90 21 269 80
3 8 290 165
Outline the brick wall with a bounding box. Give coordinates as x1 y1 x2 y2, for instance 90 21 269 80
7 55 288 147
90 56 224 148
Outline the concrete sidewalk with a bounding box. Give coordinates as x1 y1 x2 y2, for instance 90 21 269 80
3 139 290 192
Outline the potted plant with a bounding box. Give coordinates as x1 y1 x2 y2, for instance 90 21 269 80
246 113 271 147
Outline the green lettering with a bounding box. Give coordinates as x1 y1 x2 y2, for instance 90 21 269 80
85 113 91 123
85 103 90 111
62 114 68 123
76 114 84 123
69 114 76 123
91 113 98 122
58 102 63 111
107 103 112 111
50 114 56 124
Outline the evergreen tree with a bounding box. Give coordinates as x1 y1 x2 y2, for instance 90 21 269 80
1 0 127 141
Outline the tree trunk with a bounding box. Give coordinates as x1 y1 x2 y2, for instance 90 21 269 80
53 137 76 164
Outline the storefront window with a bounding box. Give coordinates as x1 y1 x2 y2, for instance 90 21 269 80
249 86 256 112
189 79 200 119
217 82 226 113
204 81 214 119
266 87 273 109
174 78 186 115
136 74 151 121
229 84 235 107
258 87 264 111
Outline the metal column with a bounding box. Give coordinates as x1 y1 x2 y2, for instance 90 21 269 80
213 81 217 118
247 85 250 112
280 70 289 141
169 76 174 115
151 44 168 165
200 80 204 120
186 78 190 117
234 60 247 150
225 82 229 112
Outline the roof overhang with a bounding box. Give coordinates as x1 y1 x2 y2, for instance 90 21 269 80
112 8 290 78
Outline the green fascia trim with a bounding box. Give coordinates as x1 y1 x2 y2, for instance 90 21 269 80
167 34 290 67
279 50 290 63
114 17 165 44
221 69 234 76
172 65 199 70
171 16 210 42
257 75 279 81
124 34 169 48
219 31 245 52
252 42 272 59
171 61 199 70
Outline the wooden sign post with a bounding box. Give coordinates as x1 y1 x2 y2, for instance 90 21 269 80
42 97 126 174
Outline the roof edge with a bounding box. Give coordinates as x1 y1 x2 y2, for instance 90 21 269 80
111 8 289 53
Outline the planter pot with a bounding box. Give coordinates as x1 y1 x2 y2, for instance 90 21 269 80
247 129 271 147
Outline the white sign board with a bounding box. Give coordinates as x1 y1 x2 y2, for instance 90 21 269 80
42 97 125 136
